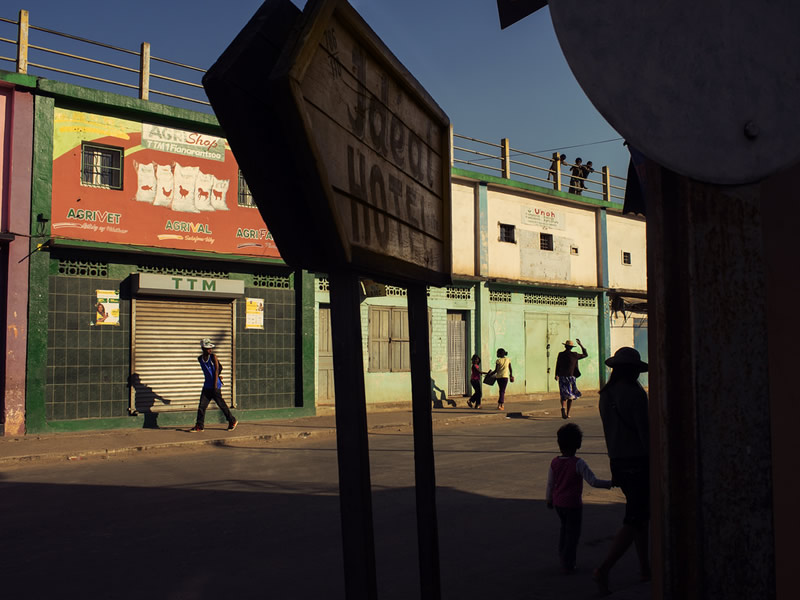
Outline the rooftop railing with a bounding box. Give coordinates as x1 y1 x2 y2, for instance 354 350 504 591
452 133 627 204
0 9 210 109
1 8 627 202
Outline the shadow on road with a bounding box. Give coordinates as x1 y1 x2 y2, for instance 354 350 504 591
0 479 645 599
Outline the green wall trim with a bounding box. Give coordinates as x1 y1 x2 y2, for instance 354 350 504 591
36 77 220 132
0 68 38 88
33 406 317 434
25 94 56 434
52 238 287 266
452 167 621 211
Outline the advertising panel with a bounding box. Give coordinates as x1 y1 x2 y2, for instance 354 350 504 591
50 108 281 259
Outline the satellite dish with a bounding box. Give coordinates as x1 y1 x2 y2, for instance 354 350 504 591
547 0 800 184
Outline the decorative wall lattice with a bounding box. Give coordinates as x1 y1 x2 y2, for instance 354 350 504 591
446 286 472 300
385 286 407 297
137 265 229 279
58 260 108 277
577 296 597 308
253 274 291 289
317 278 329 292
525 292 568 306
489 290 512 303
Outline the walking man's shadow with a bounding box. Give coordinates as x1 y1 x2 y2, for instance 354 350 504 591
128 373 170 428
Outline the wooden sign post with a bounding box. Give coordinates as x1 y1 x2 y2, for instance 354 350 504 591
204 1 452 598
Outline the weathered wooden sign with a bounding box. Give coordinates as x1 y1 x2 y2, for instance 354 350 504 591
204 0 452 286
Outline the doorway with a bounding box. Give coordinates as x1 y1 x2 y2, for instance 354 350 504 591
525 312 570 393
447 311 468 396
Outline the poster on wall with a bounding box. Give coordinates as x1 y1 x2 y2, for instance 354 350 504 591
245 297 265 329
94 289 120 326
49 109 281 259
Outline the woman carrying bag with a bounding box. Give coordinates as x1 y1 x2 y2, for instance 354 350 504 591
485 348 514 411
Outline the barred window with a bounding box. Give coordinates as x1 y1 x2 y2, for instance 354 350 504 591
622 251 632 265
499 223 516 243
238 170 256 207
81 143 123 189
540 233 554 251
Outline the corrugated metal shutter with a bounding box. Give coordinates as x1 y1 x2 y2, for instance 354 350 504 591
447 316 466 396
131 298 235 413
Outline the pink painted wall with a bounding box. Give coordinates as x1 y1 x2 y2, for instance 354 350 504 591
1 85 34 435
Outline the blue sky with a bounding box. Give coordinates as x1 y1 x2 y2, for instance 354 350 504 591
2 0 630 184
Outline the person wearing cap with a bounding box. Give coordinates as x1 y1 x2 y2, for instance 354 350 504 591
189 338 238 432
593 346 650 595
554 339 588 419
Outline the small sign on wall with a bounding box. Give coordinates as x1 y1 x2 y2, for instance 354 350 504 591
95 289 120 326
522 206 565 230
245 297 264 329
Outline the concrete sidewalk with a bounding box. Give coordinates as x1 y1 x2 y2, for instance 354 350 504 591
0 393 585 466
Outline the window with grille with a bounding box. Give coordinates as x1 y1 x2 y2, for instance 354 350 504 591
622 251 632 265
499 223 516 243
81 143 123 189
368 307 410 372
238 170 256 207
489 290 512 303
540 232 554 251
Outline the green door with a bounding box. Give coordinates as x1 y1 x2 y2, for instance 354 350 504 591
547 314 570 392
525 313 548 392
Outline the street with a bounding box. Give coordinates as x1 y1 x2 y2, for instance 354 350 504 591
0 411 644 599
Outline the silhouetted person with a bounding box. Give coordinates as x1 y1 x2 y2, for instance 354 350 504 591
594 347 650 595
546 423 612 573
581 161 594 192
569 158 584 194
548 153 567 188
555 339 588 419
189 338 238 432
467 354 484 409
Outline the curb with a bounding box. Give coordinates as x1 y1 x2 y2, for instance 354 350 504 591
0 403 589 467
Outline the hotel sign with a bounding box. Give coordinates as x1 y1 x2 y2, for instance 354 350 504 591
204 0 452 285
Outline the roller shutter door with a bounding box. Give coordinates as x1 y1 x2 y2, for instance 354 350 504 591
131 298 235 413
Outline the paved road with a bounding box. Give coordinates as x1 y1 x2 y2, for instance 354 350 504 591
1 411 647 599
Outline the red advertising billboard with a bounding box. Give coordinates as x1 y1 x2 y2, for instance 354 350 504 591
50 108 281 259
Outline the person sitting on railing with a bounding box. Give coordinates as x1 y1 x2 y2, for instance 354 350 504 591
548 153 567 188
569 158 584 195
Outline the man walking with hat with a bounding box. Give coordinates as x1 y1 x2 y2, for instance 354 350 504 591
555 338 588 419
189 338 238 432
